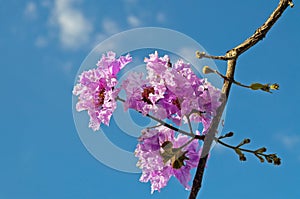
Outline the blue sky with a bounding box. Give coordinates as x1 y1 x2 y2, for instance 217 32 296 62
1 0 300 199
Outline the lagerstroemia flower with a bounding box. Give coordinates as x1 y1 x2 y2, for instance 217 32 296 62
73 51 222 193
73 51 132 131
124 51 222 133
135 126 200 193
121 72 166 117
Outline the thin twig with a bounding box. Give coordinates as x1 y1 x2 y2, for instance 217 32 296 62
213 69 251 88
186 114 194 135
116 96 195 138
179 137 196 150
146 124 163 129
196 51 231 60
189 1 292 198
217 138 281 165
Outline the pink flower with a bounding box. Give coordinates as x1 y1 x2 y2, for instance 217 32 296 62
122 72 166 116
96 51 132 77
135 126 201 193
143 52 222 133
73 52 131 131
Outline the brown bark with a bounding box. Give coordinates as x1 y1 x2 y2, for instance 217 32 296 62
188 1 293 198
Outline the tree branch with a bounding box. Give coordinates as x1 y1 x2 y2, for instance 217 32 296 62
189 1 293 198
116 96 205 140
217 138 281 165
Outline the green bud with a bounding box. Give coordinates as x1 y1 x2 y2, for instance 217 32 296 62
249 83 279 93
250 83 265 90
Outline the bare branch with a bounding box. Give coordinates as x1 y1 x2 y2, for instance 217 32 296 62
227 0 293 58
196 51 230 61
189 1 292 198
217 138 281 165
116 96 199 138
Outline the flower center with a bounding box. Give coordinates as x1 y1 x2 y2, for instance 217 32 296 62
172 98 181 110
96 88 106 107
142 86 155 104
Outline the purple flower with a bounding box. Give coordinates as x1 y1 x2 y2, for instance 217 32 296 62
143 52 222 133
172 133 201 189
135 126 201 193
122 72 166 116
73 52 131 131
97 51 132 77
144 51 170 76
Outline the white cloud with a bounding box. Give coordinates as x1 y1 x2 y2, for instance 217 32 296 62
35 36 48 48
156 12 166 23
24 2 37 19
94 33 107 43
91 18 122 49
50 0 93 49
277 134 300 149
127 15 141 27
102 18 120 35
41 0 51 8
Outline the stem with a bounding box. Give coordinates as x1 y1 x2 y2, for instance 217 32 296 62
217 139 256 155
189 1 292 198
179 137 196 151
116 96 195 138
213 69 251 88
186 114 194 135
196 51 230 60
146 124 163 129
217 139 280 164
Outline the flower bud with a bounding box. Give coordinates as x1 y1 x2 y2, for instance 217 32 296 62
273 157 281 165
243 138 251 144
225 132 234 137
202 66 215 74
265 156 272 163
239 155 246 161
255 154 265 163
255 147 267 153
196 51 206 59
250 83 265 90
236 138 251 148
270 83 279 90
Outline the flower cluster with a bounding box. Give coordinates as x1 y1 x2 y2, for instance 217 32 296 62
122 51 222 133
73 51 222 193
135 126 201 193
73 51 132 131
